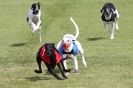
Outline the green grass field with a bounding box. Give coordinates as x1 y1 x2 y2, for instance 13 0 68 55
0 0 133 88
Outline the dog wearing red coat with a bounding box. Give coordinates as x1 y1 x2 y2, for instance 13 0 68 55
34 43 69 80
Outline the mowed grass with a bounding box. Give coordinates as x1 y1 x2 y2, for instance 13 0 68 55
0 0 133 88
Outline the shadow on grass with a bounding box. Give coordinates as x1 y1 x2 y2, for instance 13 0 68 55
10 43 27 47
25 76 50 81
86 37 106 41
10 42 39 47
25 69 63 81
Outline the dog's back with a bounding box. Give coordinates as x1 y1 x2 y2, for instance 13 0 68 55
102 3 116 11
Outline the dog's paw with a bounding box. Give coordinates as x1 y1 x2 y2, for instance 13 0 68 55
65 72 69 76
64 69 71 72
57 77 64 80
34 70 42 73
64 76 68 79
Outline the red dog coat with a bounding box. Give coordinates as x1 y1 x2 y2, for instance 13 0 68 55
39 47 62 64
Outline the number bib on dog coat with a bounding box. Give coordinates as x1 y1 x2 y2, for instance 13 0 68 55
39 47 62 64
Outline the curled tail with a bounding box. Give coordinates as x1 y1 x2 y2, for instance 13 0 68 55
70 17 79 39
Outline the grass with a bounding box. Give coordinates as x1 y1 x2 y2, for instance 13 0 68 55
0 0 133 88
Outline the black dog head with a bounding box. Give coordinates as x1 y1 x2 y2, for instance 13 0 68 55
104 8 113 19
101 3 116 21
44 43 56 56
31 2 40 15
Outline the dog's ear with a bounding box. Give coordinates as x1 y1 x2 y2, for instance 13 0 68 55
37 2 40 9
100 9 104 13
31 3 35 9
111 8 115 14
27 17 29 22
44 43 48 46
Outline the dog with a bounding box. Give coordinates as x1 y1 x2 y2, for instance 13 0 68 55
100 2 120 39
27 2 42 42
34 43 69 80
57 17 87 73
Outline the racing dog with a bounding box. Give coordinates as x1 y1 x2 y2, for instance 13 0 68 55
34 43 68 80
57 17 87 73
27 2 42 42
100 2 119 39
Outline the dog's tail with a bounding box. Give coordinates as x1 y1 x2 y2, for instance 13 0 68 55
70 17 79 39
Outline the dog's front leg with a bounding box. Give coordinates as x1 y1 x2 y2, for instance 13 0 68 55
63 60 67 70
62 54 71 72
81 54 87 68
115 19 119 30
103 22 107 29
115 9 119 30
61 59 71 72
47 67 63 80
39 30 42 42
72 55 79 73
110 23 115 39
34 55 42 73
36 20 41 30
57 62 68 79
29 20 37 33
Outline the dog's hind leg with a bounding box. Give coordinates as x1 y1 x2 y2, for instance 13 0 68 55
57 62 68 79
81 54 87 68
29 22 37 33
110 23 115 39
115 19 119 30
63 60 67 70
61 60 71 72
39 30 42 42
115 9 119 30
103 22 107 29
34 55 42 73
72 56 79 73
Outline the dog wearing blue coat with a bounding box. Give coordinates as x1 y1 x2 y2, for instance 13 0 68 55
57 17 87 73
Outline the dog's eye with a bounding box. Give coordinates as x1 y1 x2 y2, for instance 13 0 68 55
62 40 64 43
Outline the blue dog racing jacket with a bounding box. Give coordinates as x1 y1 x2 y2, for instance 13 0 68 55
58 41 79 56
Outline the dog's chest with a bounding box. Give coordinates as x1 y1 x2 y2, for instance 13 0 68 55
59 41 79 55
39 47 62 65
32 15 39 24
102 13 116 22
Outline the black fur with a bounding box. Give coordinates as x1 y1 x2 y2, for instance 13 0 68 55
26 2 40 22
27 17 29 22
101 3 117 22
31 2 40 15
34 43 70 80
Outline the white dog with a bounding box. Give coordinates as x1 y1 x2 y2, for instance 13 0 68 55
27 2 42 42
57 17 87 73
100 2 119 39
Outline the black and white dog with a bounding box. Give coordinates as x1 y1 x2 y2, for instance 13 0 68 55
34 43 69 80
57 17 87 73
27 2 42 42
100 2 119 39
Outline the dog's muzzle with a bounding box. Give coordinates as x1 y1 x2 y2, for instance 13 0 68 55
33 10 39 14
63 43 70 50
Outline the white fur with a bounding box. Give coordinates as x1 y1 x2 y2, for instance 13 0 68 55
57 17 87 72
27 8 42 42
